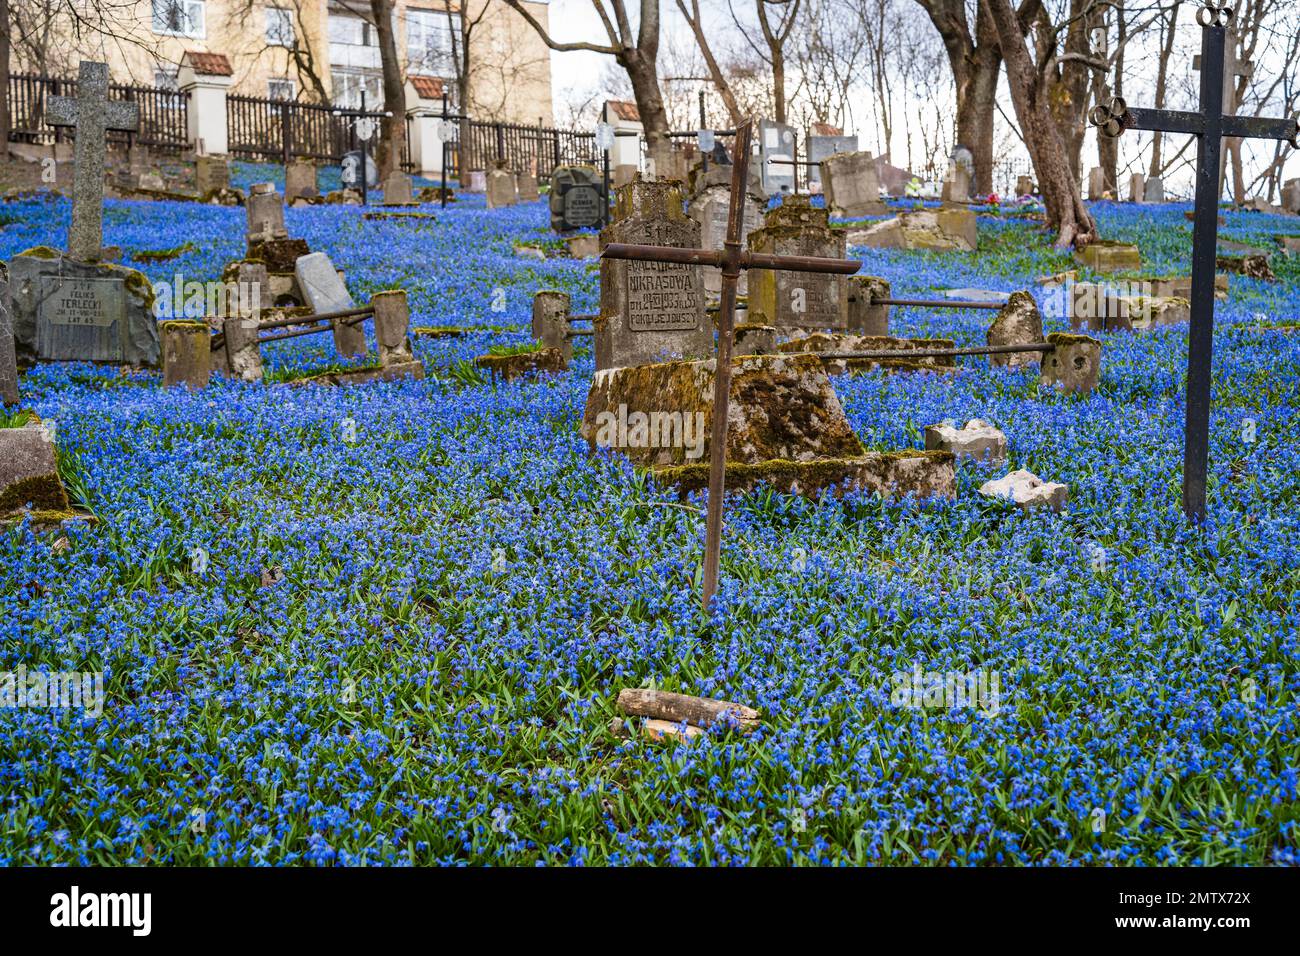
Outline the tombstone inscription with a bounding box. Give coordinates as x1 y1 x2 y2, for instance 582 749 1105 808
1092 2 1299 519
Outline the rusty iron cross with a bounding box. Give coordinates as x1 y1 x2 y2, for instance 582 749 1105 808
1091 3 1298 522
601 117 862 612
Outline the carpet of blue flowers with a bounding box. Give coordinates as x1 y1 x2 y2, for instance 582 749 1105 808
1 162 1298 865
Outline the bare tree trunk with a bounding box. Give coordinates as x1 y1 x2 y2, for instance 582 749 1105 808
0 0 10 160
1148 1 1178 178
1098 4 1122 193
676 0 743 125
370 0 406 178
988 0 1096 245
756 0 800 124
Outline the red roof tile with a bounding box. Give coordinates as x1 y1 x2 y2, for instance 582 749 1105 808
410 76 445 100
606 100 640 122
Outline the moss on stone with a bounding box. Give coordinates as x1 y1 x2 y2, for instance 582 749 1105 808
1046 331 1101 346
652 449 955 499
0 473 70 514
17 245 62 259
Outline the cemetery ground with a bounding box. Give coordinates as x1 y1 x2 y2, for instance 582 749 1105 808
2 171 1299 866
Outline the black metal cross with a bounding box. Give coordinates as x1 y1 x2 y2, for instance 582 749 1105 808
1092 3 1298 522
601 117 861 611
435 94 468 209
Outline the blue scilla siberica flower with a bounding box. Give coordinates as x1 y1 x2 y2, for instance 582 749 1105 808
0 166 1297 865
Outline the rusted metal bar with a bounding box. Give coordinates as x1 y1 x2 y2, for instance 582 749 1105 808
565 329 594 338
602 243 861 276
876 297 1004 310
810 342 1052 361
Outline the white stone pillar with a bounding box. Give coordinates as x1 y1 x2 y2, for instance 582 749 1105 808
178 53 234 156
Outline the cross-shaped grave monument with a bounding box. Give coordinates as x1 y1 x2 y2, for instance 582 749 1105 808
47 61 139 262
1091 3 1297 521
601 117 861 609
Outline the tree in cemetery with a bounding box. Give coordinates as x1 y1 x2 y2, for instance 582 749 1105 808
504 0 672 155
369 0 407 178
987 0 1097 246
443 0 492 116
728 0 802 124
675 0 746 126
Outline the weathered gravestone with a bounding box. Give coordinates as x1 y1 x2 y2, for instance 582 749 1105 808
0 418 71 520
6 61 159 366
1283 178 1300 214
596 178 711 369
806 134 858 187
0 265 18 405
382 170 415 205
688 180 765 295
1144 176 1166 203
940 155 972 206
746 196 849 330
1016 175 1036 197
486 165 518 208
195 155 230 195
294 252 366 357
1087 167 1106 200
550 165 604 232
247 182 288 241
517 172 541 203
820 150 887 218
1129 173 1146 203
285 160 319 202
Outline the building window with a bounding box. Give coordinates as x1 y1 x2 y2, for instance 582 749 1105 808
407 8 460 77
328 13 380 70
266 7 294 47
330 70 382 110
268 78 296 101
152 0 205 39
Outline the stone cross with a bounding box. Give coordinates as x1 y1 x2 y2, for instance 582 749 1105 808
601 117 861 610
1093 3 1298 521
46 61 139 262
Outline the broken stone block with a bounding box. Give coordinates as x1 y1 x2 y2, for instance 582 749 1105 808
160 320 211 390
845 208 977 252
733 324 778 356
476 347 566 383
978 469 1069 512
0 417 71 519
778 332 958 374
986 291 1044 369
819 150 888 218
532 290 573 363
657 450 956 501
846 275 890 335
1075 241 1141 274
582 353 864 469
924 419 1007 463
1215 253 1275 280
566 234 600 259
1040 332 1101 394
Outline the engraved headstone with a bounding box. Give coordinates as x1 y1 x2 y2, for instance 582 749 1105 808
1144 176 1165 203
517 172 540 202
7 252 158 365
596 179 711 370
195 155 230 195
746 195 848 330
689 183 764 295
820 150 887 218
246 183 288 242
45 61 139 262
550 165 604 232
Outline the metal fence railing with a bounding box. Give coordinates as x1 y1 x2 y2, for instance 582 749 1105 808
8 73 189 152
459 120 598 185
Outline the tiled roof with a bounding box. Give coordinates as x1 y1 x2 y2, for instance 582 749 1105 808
410 76 445 100
182 51 233 76
606 100 640 122
810 122 842 136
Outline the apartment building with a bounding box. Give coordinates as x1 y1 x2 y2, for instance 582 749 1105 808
13 0 555 124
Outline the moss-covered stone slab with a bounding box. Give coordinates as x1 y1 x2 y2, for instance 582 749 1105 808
1 417 71 520
476 348 566 383
844 208 976 252
283 361 426 387
582 353 864 468
246 238 311 274
1040 332 1101 394
986 291 1043 368
653 450 956 501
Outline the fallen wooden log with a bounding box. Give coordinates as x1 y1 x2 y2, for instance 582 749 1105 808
616 689 760 733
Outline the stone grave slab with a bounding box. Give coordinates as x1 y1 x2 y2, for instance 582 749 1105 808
820 151 887 218
746 196 848 330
